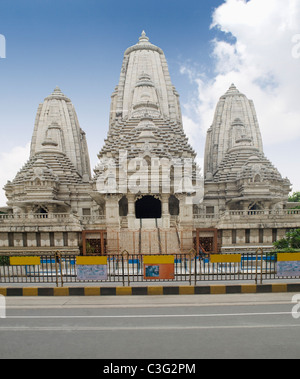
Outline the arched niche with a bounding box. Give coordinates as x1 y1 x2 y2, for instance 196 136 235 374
169 195 179 216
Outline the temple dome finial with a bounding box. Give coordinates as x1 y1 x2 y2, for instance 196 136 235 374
45 86 70 102
221 83 242 98
139 30 149 43
227 83 238 92
52 86 63 95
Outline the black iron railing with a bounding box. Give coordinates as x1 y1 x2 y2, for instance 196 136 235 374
0 250 298 287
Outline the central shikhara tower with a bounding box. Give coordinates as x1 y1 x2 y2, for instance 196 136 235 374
91 31 200 252
93 31 199 224
1 32 296 255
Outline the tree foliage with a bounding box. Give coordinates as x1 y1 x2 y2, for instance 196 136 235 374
288 192 300 209
273 229 300 251
288 192 300 202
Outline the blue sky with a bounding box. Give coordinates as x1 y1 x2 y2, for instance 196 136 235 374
0 0 299 206
0 0 223 155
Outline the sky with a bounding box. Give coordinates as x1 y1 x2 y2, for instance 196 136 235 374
0 0 299 206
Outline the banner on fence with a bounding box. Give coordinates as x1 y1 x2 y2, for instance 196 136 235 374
210 254 241 263
277 253 300 277
143 255 175 280
10 257 41 266
76 256 108 281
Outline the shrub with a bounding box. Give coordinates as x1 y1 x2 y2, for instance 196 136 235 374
273 229 300 250
273 239 289 250
0 256 9 266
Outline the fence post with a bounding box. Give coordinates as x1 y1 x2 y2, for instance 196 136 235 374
122 250 130 286
255 248 263 285
260 249 263 285
194 250 198 285
54 251 63 287
188 249 196 285
55 252 59 287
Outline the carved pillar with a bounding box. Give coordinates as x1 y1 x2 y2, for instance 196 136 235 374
127 193 136 229
105 194 120 228
161 194 170 228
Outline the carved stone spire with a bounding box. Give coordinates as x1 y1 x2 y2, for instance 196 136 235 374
4 88 92 212
204 84 263 178
30 87 91 179
203 84 291 211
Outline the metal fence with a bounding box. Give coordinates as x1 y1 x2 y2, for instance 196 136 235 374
0 250 296 287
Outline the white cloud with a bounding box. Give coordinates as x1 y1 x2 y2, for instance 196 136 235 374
181 0 300 191
0 142 31 207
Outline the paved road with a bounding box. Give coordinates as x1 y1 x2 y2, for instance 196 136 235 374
1 293 300 359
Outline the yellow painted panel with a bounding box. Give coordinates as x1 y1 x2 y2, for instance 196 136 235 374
53 287 69 296
143 255 174 264
116 287 132 296
179 286 195 295
10 257 40 266
148 286 163 295
85 287 101 296
210 254 241 263
0 288 7 296
23 288 38 296
210 285 226 294
277 253 300 262
76 256 107 265
241 285 257 293
272 284 287 293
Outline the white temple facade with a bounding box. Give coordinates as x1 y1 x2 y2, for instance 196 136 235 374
0 32 299 255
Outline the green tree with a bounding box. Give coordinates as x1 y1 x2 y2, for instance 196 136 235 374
0 256 9 265
273 229 300 250
288 192 300 209
288 192 300 202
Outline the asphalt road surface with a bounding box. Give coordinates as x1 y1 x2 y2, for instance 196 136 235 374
1 293 300 360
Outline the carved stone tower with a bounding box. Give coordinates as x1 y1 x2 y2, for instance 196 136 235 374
92 32 200 252
203 84 291 214
5 87 92 216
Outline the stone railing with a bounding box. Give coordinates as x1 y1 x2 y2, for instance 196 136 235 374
222 209 300 217
80 215 106 225
193 213 219 219
0 213 109 226
193 209 300 219
193 209 300 222
0 213 77 222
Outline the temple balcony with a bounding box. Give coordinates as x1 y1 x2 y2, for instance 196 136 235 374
221 209 300 218
79 215 106 226
0 213 81 228
193 208 300 229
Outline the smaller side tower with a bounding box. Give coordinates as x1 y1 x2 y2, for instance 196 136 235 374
203 84 291 214
4 87 92 217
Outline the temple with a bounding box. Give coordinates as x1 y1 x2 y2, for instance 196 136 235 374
0 32 298 255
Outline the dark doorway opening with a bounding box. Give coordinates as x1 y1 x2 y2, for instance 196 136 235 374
169 195 179 216
119 196 128 216
135 195 162 219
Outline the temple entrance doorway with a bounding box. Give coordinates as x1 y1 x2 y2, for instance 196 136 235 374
135 195 162 219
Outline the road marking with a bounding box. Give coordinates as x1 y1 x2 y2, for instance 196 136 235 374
5 300 293 310
3 311 293 319
0 324 299 331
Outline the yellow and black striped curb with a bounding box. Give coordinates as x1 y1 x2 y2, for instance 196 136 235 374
0 283 300 296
